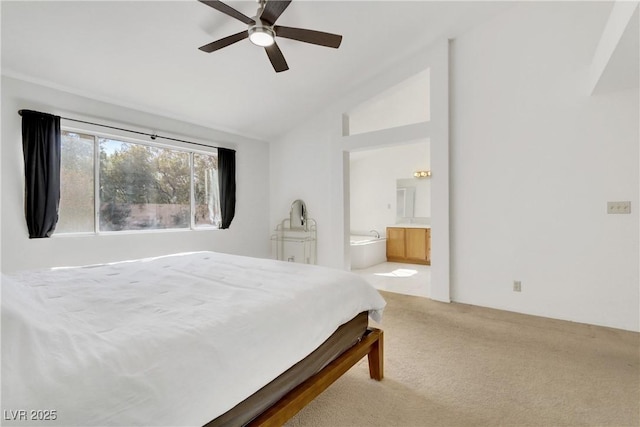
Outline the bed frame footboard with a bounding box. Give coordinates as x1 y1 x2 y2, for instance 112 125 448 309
248 328 384 426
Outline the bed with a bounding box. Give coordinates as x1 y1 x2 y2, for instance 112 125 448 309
1 251 386 426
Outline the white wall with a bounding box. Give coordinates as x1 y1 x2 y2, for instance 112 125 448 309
269 110 337 263
1 76 271 272
350 141 430 236
449 2 639 331
270 38 450 302
271 2 639 331
347 68 431 135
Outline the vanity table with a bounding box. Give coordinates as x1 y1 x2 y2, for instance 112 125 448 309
272 200 317 264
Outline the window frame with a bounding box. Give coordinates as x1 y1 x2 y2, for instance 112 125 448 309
57 126 220 236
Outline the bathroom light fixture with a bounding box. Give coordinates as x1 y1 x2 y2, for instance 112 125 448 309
413 170 431 178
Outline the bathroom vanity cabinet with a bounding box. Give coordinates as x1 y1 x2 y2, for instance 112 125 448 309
386 226 431 265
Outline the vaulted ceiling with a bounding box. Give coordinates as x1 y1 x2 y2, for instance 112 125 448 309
1 1 510 140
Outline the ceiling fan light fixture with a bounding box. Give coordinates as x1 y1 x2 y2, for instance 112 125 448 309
248 25 275 47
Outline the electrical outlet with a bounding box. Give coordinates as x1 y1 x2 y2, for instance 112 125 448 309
607 201 631 214
513 281 522 292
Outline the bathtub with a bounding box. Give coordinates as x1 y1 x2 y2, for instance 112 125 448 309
350 235 387 270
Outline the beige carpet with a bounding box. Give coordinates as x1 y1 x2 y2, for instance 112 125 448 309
286 291 640 427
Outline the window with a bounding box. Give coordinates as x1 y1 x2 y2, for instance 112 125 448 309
59 131 95 233
57 130 220 234
193 153 220 227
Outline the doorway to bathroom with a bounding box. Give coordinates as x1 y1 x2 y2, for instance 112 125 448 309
348 141 431 298
339 41 451 303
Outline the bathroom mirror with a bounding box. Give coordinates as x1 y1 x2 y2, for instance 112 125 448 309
289 199 307 230
396 178 431 224
396 186 416 219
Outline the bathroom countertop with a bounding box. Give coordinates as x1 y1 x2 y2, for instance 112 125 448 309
391 224 431 229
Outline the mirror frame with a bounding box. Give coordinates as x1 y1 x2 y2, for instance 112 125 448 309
289 199 307 230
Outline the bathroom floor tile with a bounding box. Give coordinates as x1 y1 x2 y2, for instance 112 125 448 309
351 262 430 298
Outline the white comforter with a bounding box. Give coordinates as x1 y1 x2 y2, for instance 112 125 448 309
1 252 385 426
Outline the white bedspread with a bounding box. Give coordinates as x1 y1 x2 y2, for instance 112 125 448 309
1 252 385 426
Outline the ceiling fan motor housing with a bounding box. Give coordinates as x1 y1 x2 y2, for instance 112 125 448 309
248 19 276 47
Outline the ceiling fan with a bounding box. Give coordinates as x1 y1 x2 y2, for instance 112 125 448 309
198 0 343 72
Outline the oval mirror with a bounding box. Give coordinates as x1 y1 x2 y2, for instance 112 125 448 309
290 199 307 230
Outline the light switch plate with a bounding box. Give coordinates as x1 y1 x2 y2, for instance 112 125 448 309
607 201 631 214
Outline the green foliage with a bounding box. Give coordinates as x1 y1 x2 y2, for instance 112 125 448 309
99 141 192 203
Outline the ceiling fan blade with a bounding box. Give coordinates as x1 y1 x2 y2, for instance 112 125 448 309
198 0 255 25
274 26 342 48
199 31 248 53
265 42 289 73
260 0 291 26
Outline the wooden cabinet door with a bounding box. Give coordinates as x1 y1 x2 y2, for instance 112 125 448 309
406 228 427 261
386 228 405 259
425 228 431 264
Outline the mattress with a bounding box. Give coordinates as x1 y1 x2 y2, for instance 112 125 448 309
1 251 385 426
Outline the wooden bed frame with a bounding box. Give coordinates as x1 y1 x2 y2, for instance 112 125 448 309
247 328 384 426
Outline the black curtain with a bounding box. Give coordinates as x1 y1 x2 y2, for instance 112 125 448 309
21 110 61 238
218 147 236 229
